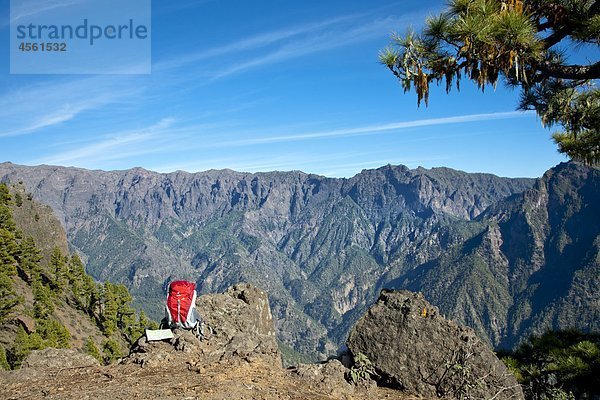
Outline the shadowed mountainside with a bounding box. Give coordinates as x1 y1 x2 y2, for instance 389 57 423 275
397 162 600 348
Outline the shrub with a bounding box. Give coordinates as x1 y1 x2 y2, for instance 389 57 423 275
349 352 377 384
83 338 102 363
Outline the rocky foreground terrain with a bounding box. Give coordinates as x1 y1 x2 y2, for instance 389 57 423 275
1 284 522 399
1 345 419 400
0 284 414 399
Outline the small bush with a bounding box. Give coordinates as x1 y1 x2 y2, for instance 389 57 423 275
83 338 102 363
500 330 600 400
7 327 44 369
14 192 22 207
349 352 378 384
37 319 71 348
102 338 124 364
0 345 10 370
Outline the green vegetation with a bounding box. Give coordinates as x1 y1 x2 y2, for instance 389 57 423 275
500 330 600 399
98 281 157 342
349 352 378 384
9 327 42 368
50 247 68 294
102 338 124 364
380 0 599 164
14 192 22 207
17 236 43 281
73 211 146 281
0 183 156 369
0 184 23 324
32 279 54 319
36 319 71 349
0 345 9 370
83 337 102 363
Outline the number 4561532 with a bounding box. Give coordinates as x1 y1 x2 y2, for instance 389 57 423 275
19 42 67 51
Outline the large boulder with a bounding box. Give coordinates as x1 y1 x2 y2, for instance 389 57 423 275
198 283 281 366
347 290 524 400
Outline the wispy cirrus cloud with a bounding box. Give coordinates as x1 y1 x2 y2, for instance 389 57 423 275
1 99 109 137
154 14 359 72
210 16 402 79
157 11 409 79
0 77 144 138
130 111 534 174
207 111 536 148
23 109 535 171
8 0 84 25
32 118 175 166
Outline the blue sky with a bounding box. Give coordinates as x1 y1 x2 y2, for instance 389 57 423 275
0 0 573 178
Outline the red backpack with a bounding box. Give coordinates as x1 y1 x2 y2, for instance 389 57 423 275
165 280 200 330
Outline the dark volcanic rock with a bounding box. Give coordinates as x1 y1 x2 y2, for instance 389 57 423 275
347 290 524 400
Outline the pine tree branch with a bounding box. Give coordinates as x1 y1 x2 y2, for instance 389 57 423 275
542 0 600 48
537 61 600 80
543 24 574 49
536 20 553 32
590 0 600 16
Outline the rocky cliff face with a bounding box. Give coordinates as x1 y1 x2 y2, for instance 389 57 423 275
399 162 600 349
5 161 592 362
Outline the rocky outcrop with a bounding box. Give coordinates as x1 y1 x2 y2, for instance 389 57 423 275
128 283 281 368
198 283 281 366
290 359 358 396
2 284 527 400
347 290 524 400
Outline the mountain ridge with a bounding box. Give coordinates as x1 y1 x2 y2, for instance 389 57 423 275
3 161 595 362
